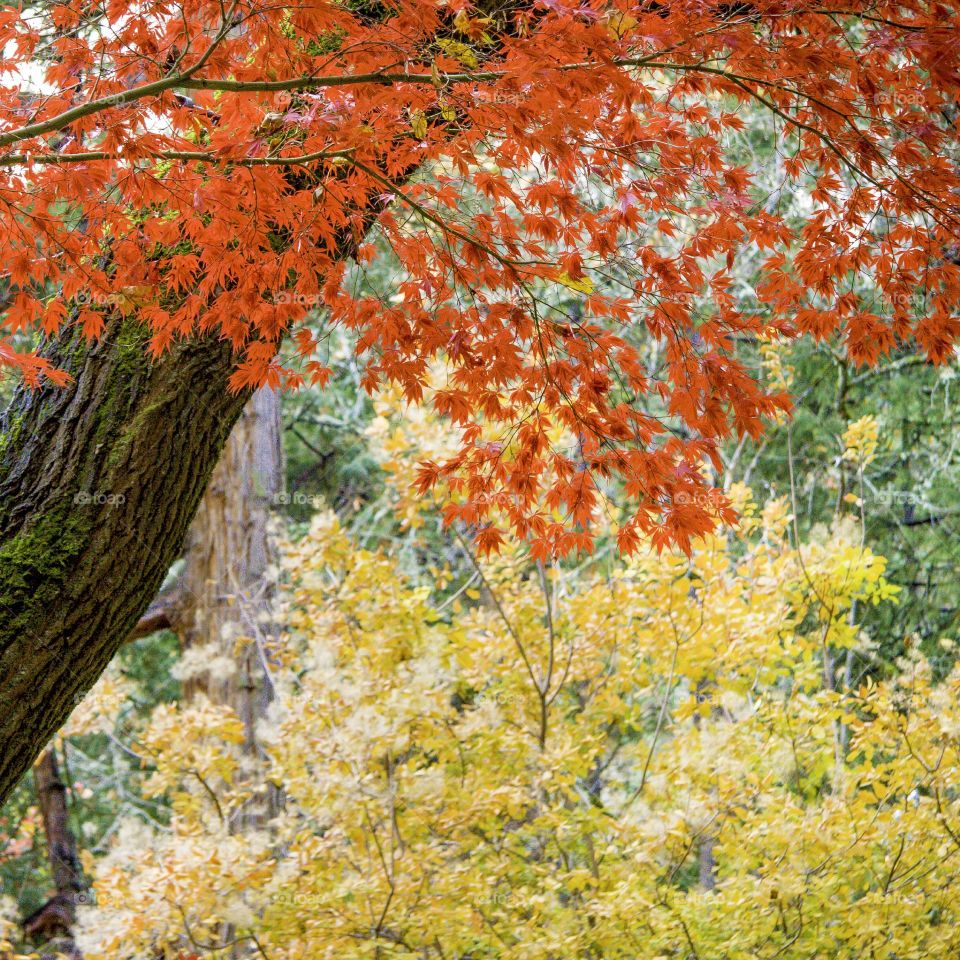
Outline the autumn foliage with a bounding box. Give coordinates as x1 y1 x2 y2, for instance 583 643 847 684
57 493 960 960
2 0 960 553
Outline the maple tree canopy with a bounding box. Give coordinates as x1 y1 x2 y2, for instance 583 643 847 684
1 0 959 557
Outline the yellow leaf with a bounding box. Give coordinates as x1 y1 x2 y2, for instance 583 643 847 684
411 110 428 139
556 271 594 295
436 38 478 68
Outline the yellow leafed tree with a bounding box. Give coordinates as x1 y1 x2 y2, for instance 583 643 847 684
70 476 960 960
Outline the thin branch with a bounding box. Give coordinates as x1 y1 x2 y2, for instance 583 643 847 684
0 147 353 168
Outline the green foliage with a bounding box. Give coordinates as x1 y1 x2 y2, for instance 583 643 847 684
733 340 960 672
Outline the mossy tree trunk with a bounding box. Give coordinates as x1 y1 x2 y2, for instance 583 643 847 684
0 321 250 805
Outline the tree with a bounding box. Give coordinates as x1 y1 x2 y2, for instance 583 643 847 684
176 389 283 740
74 494 960 960
728 338 960 663
173 387 285 832
23 748 83 959
1 0 959 803
0 389 282 958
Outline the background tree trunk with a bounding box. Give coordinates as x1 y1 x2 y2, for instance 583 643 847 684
22 747 83 958
177 387 284 827
33 748 82 906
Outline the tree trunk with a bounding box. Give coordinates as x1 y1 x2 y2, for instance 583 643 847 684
177 387 284 826
22 747 83 957
698 834 716 891
34 748 82 904
0 321 250 804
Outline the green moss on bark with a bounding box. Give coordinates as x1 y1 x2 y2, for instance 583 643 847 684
0 510 92 632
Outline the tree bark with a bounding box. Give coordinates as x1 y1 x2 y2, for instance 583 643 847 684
22 747 83 957
177 387 284 827
33 747 82 900
698 834 716 891
0 321 250 804
179 389 282 707
34 748 82 901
